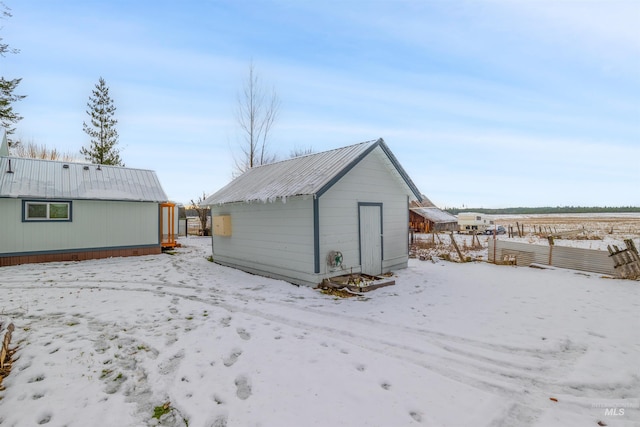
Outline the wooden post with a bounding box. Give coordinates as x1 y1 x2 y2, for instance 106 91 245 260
449 232 466 262
547 235 554 266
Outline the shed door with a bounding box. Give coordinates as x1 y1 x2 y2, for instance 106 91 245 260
359 204 382 276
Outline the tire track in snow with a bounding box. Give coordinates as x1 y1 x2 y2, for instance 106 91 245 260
7 279 586 393
8 283 627 404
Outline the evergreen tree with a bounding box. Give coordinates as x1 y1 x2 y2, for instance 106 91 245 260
0 3 25 145
81 77 123 166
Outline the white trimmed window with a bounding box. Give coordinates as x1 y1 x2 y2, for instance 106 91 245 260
24 201 72 221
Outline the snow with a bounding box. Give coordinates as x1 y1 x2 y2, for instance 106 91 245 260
1 236 639 426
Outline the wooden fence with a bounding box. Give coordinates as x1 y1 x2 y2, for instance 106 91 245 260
182 217 211 236
608 239 640 279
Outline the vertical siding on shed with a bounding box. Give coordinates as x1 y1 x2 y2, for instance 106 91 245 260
211 197 316 284
0 199 160 254
319 147 409 275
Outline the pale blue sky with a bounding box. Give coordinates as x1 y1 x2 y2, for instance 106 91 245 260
3 0 639 208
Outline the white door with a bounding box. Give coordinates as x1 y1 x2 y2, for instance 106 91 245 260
359 204 382 276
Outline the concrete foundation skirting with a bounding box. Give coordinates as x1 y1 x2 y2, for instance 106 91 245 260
0 246 162 267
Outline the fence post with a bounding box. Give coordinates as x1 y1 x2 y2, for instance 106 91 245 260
449 232 466 262
493 229 497 262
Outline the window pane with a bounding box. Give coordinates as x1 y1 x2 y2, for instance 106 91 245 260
28 203 47 218
49 203 69 219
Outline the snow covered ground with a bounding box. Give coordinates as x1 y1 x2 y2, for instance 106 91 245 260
1 236 639 427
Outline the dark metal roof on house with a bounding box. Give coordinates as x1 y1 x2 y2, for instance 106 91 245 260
204 138 423 205
0 156 168 202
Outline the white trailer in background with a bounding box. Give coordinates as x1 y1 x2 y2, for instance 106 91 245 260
457 212 494 234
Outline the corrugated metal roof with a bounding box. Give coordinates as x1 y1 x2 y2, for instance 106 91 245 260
0 156 168 202
205 138 423 205
410 207 458 223
410 198 435 209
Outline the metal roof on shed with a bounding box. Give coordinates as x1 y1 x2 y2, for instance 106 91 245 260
410 207 458 223
0 156 168 202
205 138 423 205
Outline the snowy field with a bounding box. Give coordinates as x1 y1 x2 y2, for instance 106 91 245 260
414 213 640 262
1 235 639 427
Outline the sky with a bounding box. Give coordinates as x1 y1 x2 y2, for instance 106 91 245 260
1 0 639 208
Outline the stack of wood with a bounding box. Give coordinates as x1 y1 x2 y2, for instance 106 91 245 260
608 239 640 280
0 321 16 392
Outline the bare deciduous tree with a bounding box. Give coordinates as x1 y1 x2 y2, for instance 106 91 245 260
11 138 77 161
289 145 314 158
234 61 280 175
190 192 210 236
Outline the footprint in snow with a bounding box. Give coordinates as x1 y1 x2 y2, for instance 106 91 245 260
27 374 45 383
18 360 32 371
223 349 242 367
235 375 252 400
236 327 251 340
37 412 52 425
158 349 185 375
211 415 228 427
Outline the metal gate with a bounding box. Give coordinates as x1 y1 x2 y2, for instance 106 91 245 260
359 204 382 276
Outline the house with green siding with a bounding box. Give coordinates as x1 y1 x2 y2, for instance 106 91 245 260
0 134 170 266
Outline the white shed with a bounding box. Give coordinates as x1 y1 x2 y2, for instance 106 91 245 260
204 138 423 286
0 135 171 266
